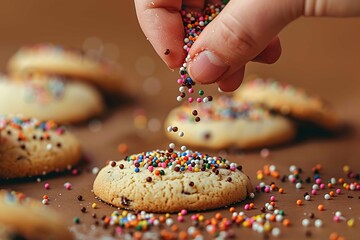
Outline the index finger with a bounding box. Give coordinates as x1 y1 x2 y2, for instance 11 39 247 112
134 0 204 69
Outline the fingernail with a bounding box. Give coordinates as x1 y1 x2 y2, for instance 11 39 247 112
188 50 229 84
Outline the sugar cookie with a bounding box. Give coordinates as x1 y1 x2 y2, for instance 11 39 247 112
7 43 123 92
234 78 340 130
0 190 73 240
165 96 296 150
0 74 104 123
0 116 82 178
93 150 254 213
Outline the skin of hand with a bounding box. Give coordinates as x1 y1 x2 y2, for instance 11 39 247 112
135 0 360 92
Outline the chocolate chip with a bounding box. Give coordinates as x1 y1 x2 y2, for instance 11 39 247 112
121 196 132 206
164 49 170 55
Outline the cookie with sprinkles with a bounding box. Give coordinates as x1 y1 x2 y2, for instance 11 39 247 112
0 190 73 240
7 43 124 92
234 78 341 130
0 116 82 178
93 149 254 213
0 74 104 123
165 95 296 150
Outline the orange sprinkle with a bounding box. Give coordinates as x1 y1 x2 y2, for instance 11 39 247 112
159 216 166 223
154 170 160 176
171 224 179 232
42 195 48 199
249 203 255 209
270 201 276 207
329 191 335 197
179 231 188 240
271 171 280 178
328 183 333 188
117 143 128 154
279 188 284 194
296 199 303 206
338 178 344 184
283 219 291 227
264 165 270 175
229 207 236 213
133 232 142 240
269 214 276 222
318 204 325 211
329 232 339 240
215 213 222 220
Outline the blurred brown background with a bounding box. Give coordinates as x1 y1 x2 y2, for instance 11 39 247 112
1 0 359 108
1 1 360 239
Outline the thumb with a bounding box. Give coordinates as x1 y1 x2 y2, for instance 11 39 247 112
187 0 303 85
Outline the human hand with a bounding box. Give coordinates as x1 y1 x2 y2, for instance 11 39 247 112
135 0 360 92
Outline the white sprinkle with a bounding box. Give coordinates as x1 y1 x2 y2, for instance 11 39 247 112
296 182 302 189
269 165 276 172
324 194 331 200
42 199 49 205
302 218 310 227
312 184 319 190
179 131 184 137
46 143 53 150
335 211 342 217
187 226 196 235
289 165 297 172
165 218 173 226
202 97 209 103
267 205 274 211
179 86 185 92
314 219 323 228
181 146 187 151
92 167 99 175
272 227 280 237
305 195 311 201
275 215 283 222
330 177 337 185
167 126 173 132
177 96 183 102
169 143 175 149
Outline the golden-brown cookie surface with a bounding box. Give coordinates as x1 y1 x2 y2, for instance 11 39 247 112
93 149 254 213
235 78 340 130
0 190 73 240
0 74 104 123
7 43 123 92
0 116 82 178
165 95 296 150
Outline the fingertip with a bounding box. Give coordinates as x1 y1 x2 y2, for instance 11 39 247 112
252 37 282 64
217 67 245 92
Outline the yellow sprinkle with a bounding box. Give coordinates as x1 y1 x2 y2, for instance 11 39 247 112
257 173 264 180
343 165 350 173
264 222 271 232
198 215 204 222
91 203 97 209
122 210 128 217
165 213 170 218
347 218 355 227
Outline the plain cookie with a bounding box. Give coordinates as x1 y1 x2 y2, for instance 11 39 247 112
7 43 123 92
0 115 82 179
234 78 341 130
93 149 254 213
0 190 73 240
165 95 296 150
0 74 104 123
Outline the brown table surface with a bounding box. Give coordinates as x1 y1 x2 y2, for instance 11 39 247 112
1 1 360 239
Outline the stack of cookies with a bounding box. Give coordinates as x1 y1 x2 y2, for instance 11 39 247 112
0 43 124 123
165 77 341 150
